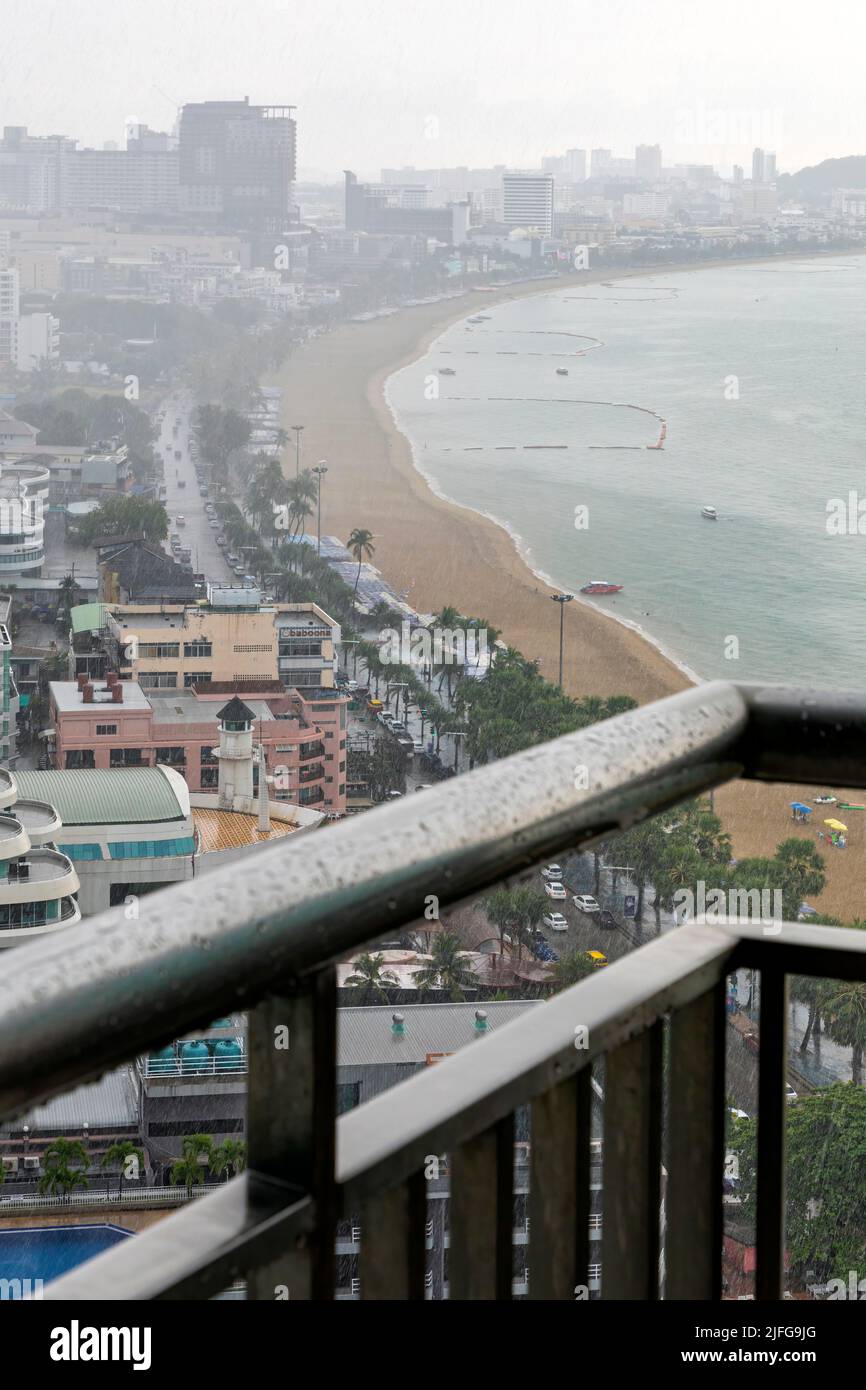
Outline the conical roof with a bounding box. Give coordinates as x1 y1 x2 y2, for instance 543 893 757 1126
217 696 255 725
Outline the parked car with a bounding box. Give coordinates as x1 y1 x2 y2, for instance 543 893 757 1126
597 910 618 929
542 912 569 932
209 518 220 528
216 535 227 547
541 864 563 881
585 950 607 967
785 1083 798 1103
544 881 567 900
572 894 600 914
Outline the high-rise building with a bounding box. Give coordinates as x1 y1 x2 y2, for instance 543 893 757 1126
590 148 611 178
501 173 554 236
635 143 662 182
0 759 80 946
752 148 777 183
565 148 587 181
344 172 470 243
178 98 297 247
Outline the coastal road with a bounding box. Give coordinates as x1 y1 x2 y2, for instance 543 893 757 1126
157 392 237 586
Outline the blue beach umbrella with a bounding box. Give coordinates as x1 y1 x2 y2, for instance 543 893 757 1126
790 802 812 814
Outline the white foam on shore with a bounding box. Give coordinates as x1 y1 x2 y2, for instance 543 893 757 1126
382 354 701 688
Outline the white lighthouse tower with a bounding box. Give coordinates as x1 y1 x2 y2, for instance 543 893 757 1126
215 696 256 808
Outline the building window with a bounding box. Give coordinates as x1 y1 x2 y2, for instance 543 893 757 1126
200 767 219 788
58 842 103 861
284 670 323 687
95 724 117 736
108 837 196 859
66 750 95 769
138 643 180 659
279 639 322 658
183 641 213 658
298 785 325 805
184 672 212 688
110 749 148 768
200 746 218 766
155 747 185 766
139 671 178 689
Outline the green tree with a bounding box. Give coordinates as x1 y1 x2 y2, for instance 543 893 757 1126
210 1140 247 1183
344 951 400 1003
553 949 596 991
101 1140 145 1193
171 1134 214 1194
415 932 477 999
347 528 376 602
38 1137 90 1198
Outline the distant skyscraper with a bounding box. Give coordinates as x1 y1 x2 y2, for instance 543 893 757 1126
501 173 554 236
752 148 777 183
565 148 587 181
590 149 611 178
732 164 744 183
635 144 662 181
178 98 296 246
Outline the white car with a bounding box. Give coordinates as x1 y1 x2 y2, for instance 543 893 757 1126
544 881 567 900
542 912 569 932
572 894 600 914
541 864 563 881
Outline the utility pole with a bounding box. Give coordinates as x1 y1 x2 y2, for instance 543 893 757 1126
291 424 304 479
550 592 574 688
313 462 328 556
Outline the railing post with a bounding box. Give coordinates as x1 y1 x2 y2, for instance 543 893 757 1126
666 985 725 1298
601 1023 663 1298
245 968 337 1300
755 968 788 1301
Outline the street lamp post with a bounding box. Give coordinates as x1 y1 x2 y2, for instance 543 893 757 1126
291 424 304 479
444 729 467 771
550 593 574 688
313 462 328 556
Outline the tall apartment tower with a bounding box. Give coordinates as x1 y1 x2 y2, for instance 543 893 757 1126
752 148 777 182
501 173 554 236
565 148 587 181
178 98 296 250
590 149 612 178
635 143 662 182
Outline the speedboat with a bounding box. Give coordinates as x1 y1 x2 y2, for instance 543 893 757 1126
701 506 718 520
556 368 569 376
438 366 457 375
580 580 623 595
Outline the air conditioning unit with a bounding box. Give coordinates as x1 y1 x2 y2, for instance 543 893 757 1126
2 1157 18 1173
23 1156 39 1171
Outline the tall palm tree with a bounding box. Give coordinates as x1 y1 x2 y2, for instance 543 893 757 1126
347 528 375 602
415 932 477 999
210 1140 247 1183
101 1140 144 1194
171 1134 214 1194
344 952 400 1003
38 1137 90 1199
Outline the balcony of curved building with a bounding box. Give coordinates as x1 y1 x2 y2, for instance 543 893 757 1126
0 813 31 863
0 895 80 944
0 769 17 811
0 849 80 904
10 798 63 847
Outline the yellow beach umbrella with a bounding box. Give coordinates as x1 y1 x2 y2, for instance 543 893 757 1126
824 818 848 832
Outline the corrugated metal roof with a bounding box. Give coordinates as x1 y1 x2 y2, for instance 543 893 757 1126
0 1067 138 1133
69 602 107 634
337 1000 540 1065
15 767 188 827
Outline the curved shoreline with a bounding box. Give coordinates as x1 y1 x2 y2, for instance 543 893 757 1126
272 249 862 707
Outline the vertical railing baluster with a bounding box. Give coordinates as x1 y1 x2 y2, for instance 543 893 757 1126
528 1074 585 1300
666 985 725 1298
246 969 337 1300
450 1115 514 1299
756 968 787 1301
602 1023 663 1298
360 1174 427 1299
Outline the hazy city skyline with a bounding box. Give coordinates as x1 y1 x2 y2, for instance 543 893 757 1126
4 0 865 180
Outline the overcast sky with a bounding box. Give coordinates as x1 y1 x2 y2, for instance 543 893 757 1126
4 0 863 180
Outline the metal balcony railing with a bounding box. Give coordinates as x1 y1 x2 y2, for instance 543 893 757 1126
1 680 865 1301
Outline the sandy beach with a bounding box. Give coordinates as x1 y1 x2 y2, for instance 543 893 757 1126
272 260 866 920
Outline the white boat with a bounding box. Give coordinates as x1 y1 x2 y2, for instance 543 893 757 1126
701 506 718 520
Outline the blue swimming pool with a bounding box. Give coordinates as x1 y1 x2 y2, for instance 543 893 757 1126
0 1224 132 1283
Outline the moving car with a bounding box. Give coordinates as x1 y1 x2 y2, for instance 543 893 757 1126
572 894 600 914
597 910 618 929
542 912 569 932
585 950 607 967
544 881 567 900
541 864 563 881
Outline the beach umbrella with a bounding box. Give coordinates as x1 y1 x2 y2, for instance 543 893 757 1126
824 818 848 832
790 802 812 813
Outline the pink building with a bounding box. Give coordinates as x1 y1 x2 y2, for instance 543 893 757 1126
49 675 348 815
